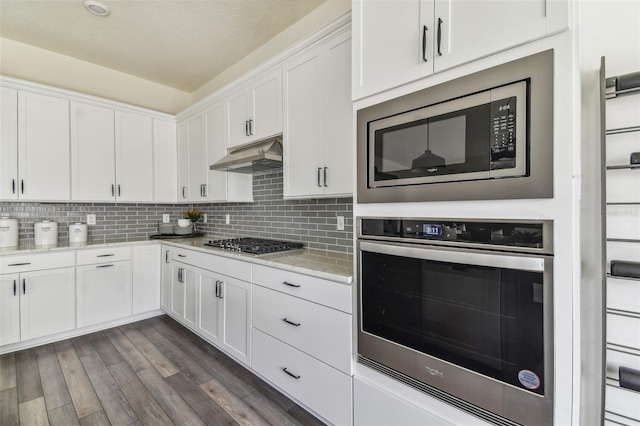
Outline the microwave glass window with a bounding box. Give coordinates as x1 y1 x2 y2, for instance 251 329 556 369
361 250 545 395
372 97 518 182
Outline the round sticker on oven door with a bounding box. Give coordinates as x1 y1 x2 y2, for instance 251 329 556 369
518 370 541 390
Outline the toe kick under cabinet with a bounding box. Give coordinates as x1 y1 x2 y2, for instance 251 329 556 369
251 264 353 426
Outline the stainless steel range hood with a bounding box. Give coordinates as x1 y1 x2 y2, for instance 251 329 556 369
210 137 282 174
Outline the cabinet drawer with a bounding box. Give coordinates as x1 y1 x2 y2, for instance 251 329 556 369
252 264 351 313
203 255 251 283
607 347 640 380
76 246 131 265
252 329 352 426
1 251 75 273
253 284 351 373
170 247 206 266
606 381 640 421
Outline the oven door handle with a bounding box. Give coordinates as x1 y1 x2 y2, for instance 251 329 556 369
359 240 547 272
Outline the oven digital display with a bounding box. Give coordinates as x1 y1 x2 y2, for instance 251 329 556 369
423 224 442 237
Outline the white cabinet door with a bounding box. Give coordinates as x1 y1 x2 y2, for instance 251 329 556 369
226 68 283 149
70 102 115 201
433 0 559 72
204 102 228 201
115 111 153 202
250 70 282 142
160 246 172 312
77 262 132 327
20 268 75 340
0 87 18 200
226 90 251 149
0 274 20 346
283 48 324 198
186 113 207 202
220 275 251 365
170 261 197 329
284 30 353 198
132 245 161 315
153 119 178 203
196 268 221 345
18 91 70 201
321 31 354 197
177 121 189 201
352 0 434 99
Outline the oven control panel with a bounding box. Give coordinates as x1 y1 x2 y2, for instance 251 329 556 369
360 218 547 250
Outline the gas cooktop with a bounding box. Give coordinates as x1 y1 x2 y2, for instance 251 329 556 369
203 237 304 256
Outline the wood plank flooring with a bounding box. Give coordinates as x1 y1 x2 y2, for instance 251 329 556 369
0 315 325 426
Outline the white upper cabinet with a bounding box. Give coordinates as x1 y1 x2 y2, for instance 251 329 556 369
17 91 71 201
1 88 18 200
115 111 154 202
206 102 253 203
284 29 353 198
353 0 569 99
226 68 282 149
153 119 178 203
71 102 115 201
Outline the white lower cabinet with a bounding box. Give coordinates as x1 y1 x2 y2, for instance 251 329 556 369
132 244 161 314
160 245 172 312
77 261 132 327
252 329 352 425
197 268 221 344
0 268 76 345
170 260 197 330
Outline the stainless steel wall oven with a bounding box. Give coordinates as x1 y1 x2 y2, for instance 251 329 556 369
357 218 554 425
357 50 554 203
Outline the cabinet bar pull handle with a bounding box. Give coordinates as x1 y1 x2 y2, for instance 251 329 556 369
182 187 187 199
111 184 115 196
317 168 321 187
283 281 301 288
218 282 223 299
165 250 170 263
215 280 220 298
422 25 428 62
21 180 24 194
178 268 184 283
23 278 26 294
323 167 328 187
282 318 301 327
249 119 254 136
8 262 31 266
245 120 250 136
437 18 443 56
620 366 640 392
97 264 114 268
97 254 114 257
12 179 15 194
178 254 186 257
117 185 121 197
13 280 17 296
202 184 207 197
282 367 300 379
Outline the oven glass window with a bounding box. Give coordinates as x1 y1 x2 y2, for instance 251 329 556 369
361 250 545 395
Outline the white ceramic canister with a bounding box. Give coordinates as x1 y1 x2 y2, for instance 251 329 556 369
68 223 88 243
0 217 19 248
34 220 58 246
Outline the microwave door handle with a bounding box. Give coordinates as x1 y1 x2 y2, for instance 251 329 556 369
359 241 546 272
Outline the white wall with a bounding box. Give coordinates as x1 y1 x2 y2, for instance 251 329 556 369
0 37 191 114
190 0 351 104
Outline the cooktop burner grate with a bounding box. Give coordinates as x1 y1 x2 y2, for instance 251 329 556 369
204 237 304 255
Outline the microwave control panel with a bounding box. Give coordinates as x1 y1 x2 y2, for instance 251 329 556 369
490 96 517 168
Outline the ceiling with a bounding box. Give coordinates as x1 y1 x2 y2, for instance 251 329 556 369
0 0 327 93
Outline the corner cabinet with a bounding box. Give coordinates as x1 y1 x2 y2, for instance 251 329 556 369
283 28 353 198
352 0 569 99
226 69 282 149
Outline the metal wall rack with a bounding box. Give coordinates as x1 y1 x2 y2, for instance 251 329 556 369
601 60 640 424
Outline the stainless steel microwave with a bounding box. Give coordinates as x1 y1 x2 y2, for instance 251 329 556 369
357 50 554 203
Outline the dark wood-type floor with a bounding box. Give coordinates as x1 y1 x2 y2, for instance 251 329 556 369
0 315 325 426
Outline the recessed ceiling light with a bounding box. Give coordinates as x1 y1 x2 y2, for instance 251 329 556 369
83 0 110 17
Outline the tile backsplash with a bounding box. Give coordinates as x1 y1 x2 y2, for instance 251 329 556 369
0 171 354 253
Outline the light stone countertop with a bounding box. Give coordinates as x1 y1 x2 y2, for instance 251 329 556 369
0 236 354 284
